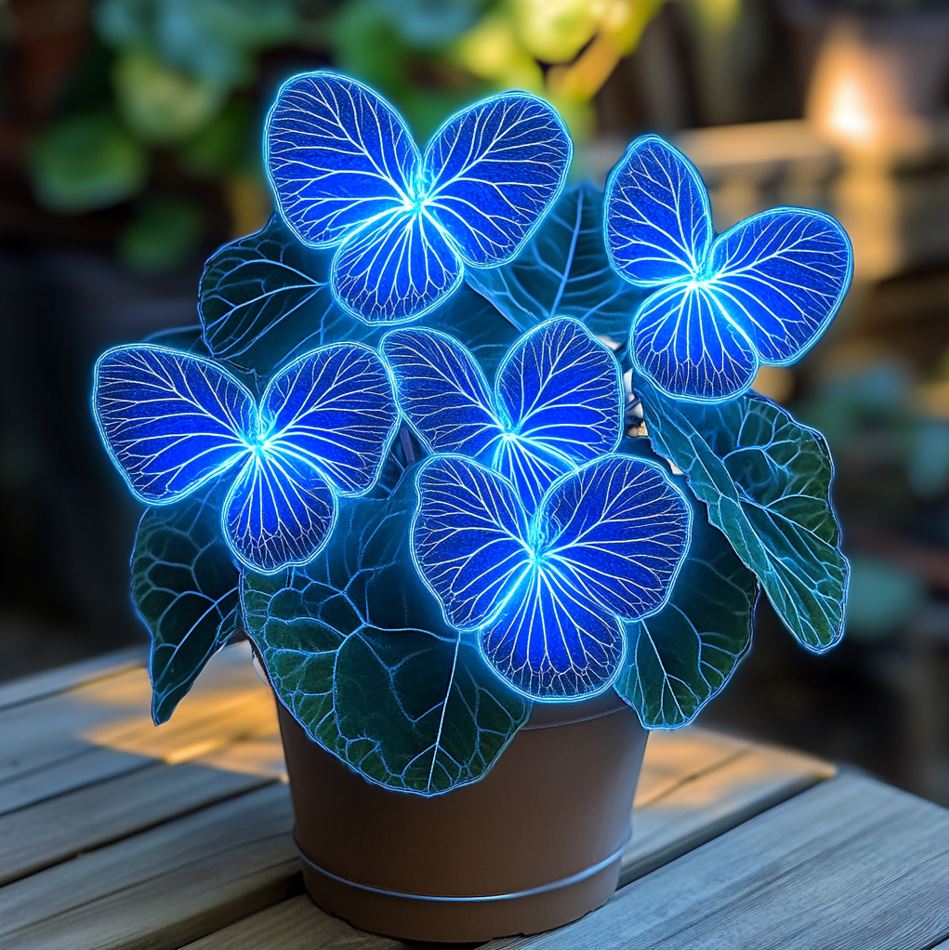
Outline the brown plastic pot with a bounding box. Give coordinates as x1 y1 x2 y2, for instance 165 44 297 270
275 690 648 943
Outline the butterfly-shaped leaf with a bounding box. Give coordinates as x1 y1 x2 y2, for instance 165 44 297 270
606 135 853 401
131 485 241 724
613 441 758 728
412 453 692 701
383 316 623 512
265 71 572 323
466 182 643 339
198 215 521 381
243 487 530 796
637 374 848 652
93 342 398 573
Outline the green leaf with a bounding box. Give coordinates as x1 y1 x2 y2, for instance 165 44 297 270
113 50 227 145
637 375 849 653
131 487 241 724
29 111 147 212
199 215 520 380
243 486 530 795
466 182 643 339
614 442 758 728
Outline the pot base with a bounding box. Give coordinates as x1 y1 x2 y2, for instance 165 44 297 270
277 693 647 943
298 841 624 943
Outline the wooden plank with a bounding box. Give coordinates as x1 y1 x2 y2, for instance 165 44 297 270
183 895 406 950
496 775 949 950
0 642 273 815
633 727 748 807
623 744 834 885
0 647 143 711
0 784 299 950
0 728 285 886
182 736 828 950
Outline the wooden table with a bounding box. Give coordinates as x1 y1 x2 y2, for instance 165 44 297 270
0 644 946 949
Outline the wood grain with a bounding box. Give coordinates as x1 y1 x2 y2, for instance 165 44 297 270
0 647 143 711
494 775 949 950
0 729 284 886
0 784 298 950
0 643 273 815
183 895 408 950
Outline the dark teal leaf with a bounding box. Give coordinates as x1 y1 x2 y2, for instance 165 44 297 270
466 182 643 339
614 442 758 728
199 215 520 380
144 323 209 352
132 486 241 724
637 375 849 653
243 486 530 796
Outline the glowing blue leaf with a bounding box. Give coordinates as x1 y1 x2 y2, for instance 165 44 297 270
424 91 573 266
613 445 758 729
605 135 853 401
632 282 758 402
605 134 711 285
243 489 529 796
332 206 463 323
412 454 692 701
265 72 418 247
264 71 571 323
260 344 399 494
538 455 693 620
494 317 623 509
708 208 853 365
481 569 623 701
93 345 255 504
132 485 241 724
413 456 529 630
466 182 644 338
94 342 398 574
223 452 335 574
381 328 501 456
198 215 520 381
384 317 623 510
637 374 848 652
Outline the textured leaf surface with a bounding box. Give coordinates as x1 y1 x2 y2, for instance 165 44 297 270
467 183 642 338
605 135 852 401
243 488 529 795
199 216 520 381
424 91 572 267
614 447 758 728
132 487 241 724
637 375 848 652
383 317 623 512
413 454 692 701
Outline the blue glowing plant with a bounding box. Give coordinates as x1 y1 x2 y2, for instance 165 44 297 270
93 342 398 573
605 135 853 402
412 453 692 701
92 72 851 797
266 71 572 324
382 316 622 511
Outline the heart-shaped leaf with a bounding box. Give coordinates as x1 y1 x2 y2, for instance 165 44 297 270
465 182 643 339
614 444 758 728
132 486 241 724
243 486 530 796
636 376 849 653
199 215 520 380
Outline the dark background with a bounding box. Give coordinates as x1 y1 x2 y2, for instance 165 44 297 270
1 0 947 803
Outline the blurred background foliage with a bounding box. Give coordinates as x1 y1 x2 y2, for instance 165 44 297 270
1 0 947 803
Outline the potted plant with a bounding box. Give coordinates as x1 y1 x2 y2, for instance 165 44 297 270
91 72 852 942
